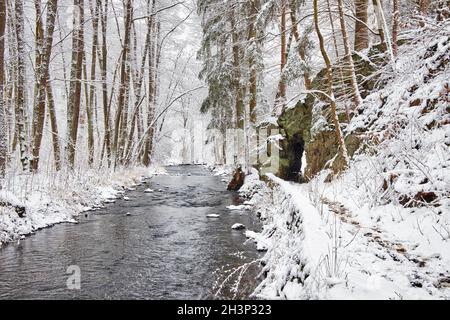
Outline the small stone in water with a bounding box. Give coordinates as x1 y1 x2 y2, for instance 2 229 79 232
231 223 245 230
207 214 220 218
123 196 130 201
144 188 154 193
125 212 131 216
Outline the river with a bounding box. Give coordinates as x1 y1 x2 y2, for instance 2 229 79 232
0 165 262 299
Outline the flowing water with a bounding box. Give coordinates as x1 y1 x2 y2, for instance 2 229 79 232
0 165 262 299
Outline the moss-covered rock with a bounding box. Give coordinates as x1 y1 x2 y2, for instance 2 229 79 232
275 43 386 182
276 97 313 182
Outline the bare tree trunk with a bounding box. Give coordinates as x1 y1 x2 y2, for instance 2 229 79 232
372 0 387 52
313 0 349 168
142 0 157 167
67 0 85 168
375 0 396 65
230 7 245 166
124 12 153 162
0 0 6 176
276 0 287 111
99 0 111 164
354 0 369 51
31 0 58 171
419 0 430 16
326 0 350 122
337 0 362 109
6 1 17 155
46 82 61 170
15 0 29 171
113 0 133 165
247 0 259 124
392 0 398 56
289 0 312 90
417 0 430 26
230 8 244 130
86 0 99 165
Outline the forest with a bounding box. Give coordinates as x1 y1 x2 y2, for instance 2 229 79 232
0 0 449 300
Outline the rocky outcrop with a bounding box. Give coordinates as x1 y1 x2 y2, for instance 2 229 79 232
276 43 387 181
277 96 314 182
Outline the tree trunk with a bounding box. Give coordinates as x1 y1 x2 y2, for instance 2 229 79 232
99 0 111 164
372 0 387 52
142 0 157 167
125 9 152 163
337 0 362 109
392 0 398 56
278 0 287 106
113 0 133 165
15 0 29 171
326 0 350 122
247 0 259 124
417 0 430 26
230 9 244 130
276 0 287 112
354 0 369 51
31 0 58 171
82 0 99 166
6 0 17 155
313 0 349 168
419 0 430 16
67 0 85 168
0 0 6 176
46 81 61 170
289 0 312 90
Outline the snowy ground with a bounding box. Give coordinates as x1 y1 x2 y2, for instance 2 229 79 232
0 165 166 246
241 170 450 299
240 27 450 300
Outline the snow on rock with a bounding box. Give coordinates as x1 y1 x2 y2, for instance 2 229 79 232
209 165 234 177
0 190 25 208
0 165 163 247
231 223 245 230
226 205 251 211
245 230 270 251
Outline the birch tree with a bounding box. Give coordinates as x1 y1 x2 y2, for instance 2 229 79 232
0 0 6 176
15 0 29 171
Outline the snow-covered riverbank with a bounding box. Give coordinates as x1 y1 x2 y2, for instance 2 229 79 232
241 169 450 299
0 166 166 246
239 29 450 300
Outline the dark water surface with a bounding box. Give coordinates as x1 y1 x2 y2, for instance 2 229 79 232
0 165 262 299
